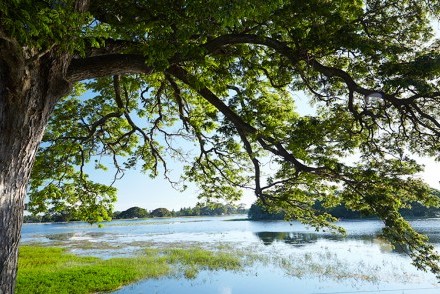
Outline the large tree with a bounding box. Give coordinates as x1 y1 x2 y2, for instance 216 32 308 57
2 0 440 292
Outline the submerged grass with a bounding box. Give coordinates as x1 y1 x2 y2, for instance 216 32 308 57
17 243 411 293
162 247 242 279
16 245 243 294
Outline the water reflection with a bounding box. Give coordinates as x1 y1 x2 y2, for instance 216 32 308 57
255 232 319 246
46 233 76 241
253 231 382 247
45 231 109 241
253 230 439 257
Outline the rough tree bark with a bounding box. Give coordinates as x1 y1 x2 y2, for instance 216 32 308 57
0 46 153 294
0 41 71 292
0 1 92 292
0 34 154 293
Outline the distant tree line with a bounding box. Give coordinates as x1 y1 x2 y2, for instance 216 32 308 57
173 202 247 217
112 202 248 219
248 190 440 220
23 208 77 223
24 202 248 223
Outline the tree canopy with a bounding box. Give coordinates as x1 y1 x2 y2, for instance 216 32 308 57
248 202 286 220
150 208 172 218
115 206 149 219
2 0 440 281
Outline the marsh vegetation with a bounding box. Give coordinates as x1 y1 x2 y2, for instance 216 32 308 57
19 216 440 293
17 245 243 293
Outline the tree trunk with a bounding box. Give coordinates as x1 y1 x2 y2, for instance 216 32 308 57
0 50 71 293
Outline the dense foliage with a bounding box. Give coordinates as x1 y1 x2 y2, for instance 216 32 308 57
149 208 172 218
248 203 285 220
3 0 440 278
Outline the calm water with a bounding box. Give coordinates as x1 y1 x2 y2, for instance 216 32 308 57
21 216 440 293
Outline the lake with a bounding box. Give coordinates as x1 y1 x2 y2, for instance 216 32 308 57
21 216 440 293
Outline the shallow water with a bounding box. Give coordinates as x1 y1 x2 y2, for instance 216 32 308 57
115 265 440 294
21 216 440 293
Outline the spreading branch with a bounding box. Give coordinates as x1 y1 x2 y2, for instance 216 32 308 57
67 54 152 82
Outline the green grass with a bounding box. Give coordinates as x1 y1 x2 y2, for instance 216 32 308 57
16 245 243 293
162 247 242 279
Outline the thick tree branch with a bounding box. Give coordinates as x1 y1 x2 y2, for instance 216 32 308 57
67 54 152 82
166 65 255 134
67 33 298 83
309 59 380 97
167 65 322 174
203 33 302 65
84 39 141 57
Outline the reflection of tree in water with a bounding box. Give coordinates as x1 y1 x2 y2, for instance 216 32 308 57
413 230 440 244
255 229 440 257
381 232 440 255
255 232 318 246
46 233 76 241
427 232 440 244
45 231 108 241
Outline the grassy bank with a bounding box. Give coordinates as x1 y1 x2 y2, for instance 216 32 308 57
16 245 242 294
